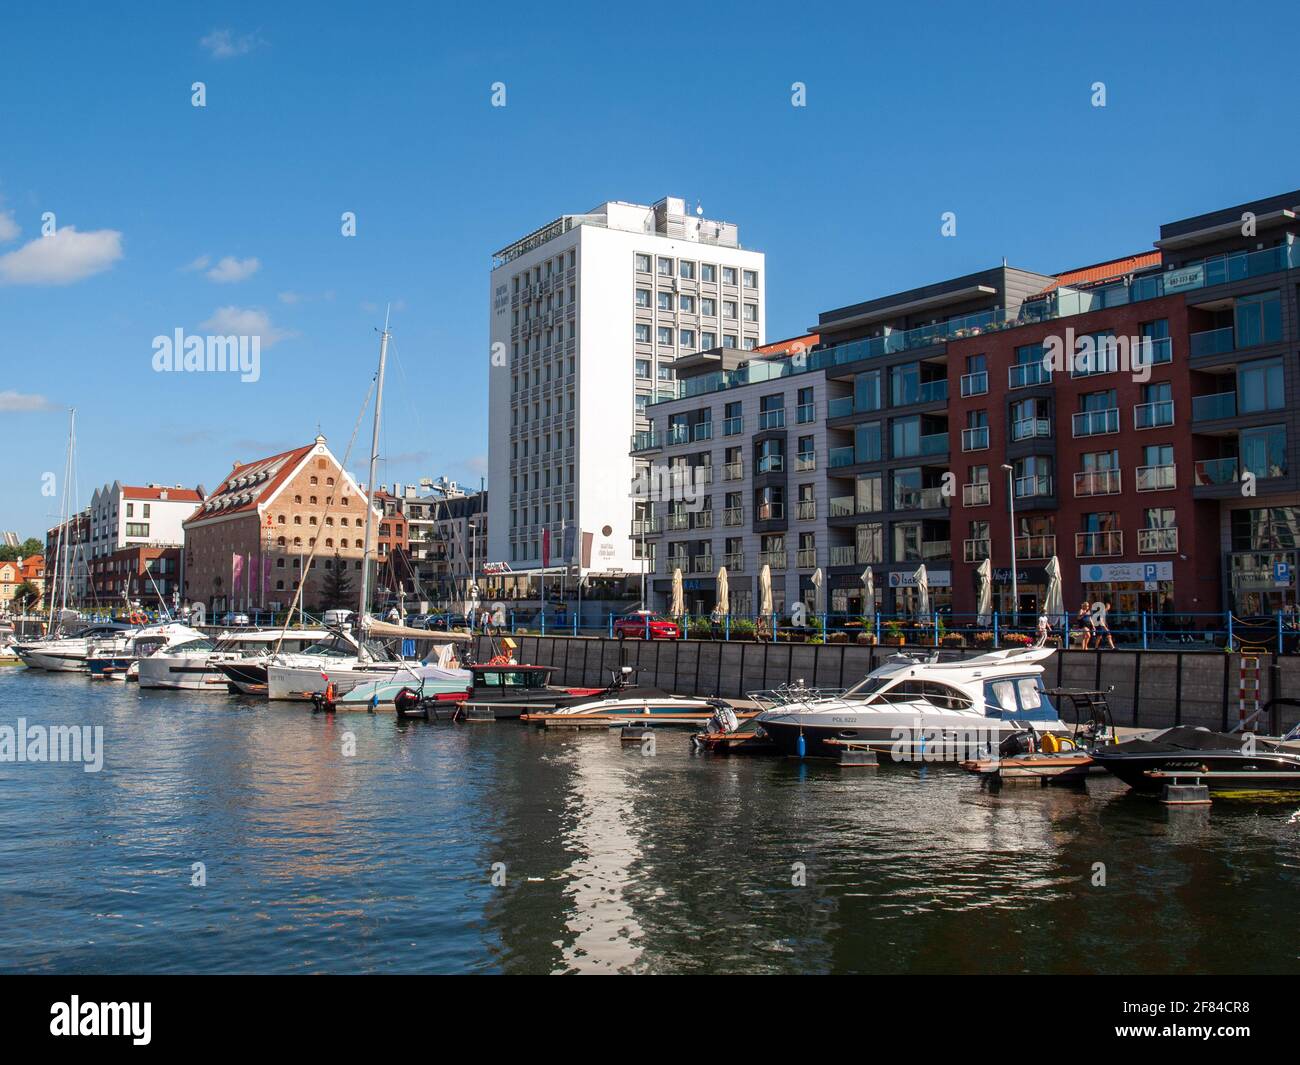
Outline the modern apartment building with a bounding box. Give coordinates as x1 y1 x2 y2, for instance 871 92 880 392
382 480 488 606
636 188 1300 620
487 196 765 588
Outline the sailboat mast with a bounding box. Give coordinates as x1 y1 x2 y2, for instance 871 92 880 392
52 408 76 625
357 311 390 624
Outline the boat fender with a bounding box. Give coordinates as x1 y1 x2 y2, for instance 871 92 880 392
796 730 806 758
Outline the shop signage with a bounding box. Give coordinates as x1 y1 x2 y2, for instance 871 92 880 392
1080 561 1173 583
986 566 1046 585
1162 264 1204 293
888 570 951 588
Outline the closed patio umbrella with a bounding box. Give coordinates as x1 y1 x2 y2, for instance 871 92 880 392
976 557 994 626
671 566 684 617
914 564 930 619
1044 555 1064 628
715 566 729 617
811 567 825 617
759 563 773 619
861 566 874 616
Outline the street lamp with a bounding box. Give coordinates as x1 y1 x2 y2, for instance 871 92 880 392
1001 463 1017 626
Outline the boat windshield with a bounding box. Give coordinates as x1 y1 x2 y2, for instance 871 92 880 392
842 676 893 699
300 637 356 658
171 639 216 653
984 676 1057 720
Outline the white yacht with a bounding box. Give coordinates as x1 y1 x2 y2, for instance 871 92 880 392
753 646 1067 760
13 621 136 672
138 629 329 691
86 623 209 680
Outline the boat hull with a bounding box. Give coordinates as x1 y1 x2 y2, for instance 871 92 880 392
758 716 1035 762
1090 750 1300 793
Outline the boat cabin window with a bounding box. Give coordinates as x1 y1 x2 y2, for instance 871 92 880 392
301 637 356 658
867 679 972 710
984 676 1056 720
477 669 548 689
172 639 215 653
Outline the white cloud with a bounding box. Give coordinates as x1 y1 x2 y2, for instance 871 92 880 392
200 306 297 348
0 226 123 285
200 29 265 59
181 255 211 272
0 390 59 413
206 255 260 283
0 210 19 244
278 290 301 304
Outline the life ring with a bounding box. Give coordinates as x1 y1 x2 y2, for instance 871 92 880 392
487 653 511 666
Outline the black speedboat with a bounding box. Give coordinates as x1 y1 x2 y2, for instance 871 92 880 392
1090 726 1300 793
459 664 606 720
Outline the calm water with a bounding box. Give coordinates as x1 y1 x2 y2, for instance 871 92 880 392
1 667 1297 975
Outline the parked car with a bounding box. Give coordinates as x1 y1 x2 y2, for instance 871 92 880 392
613 610 680 640
428 613 470 631
221 612 251 627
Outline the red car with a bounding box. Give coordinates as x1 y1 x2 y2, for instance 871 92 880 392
613 611 680 640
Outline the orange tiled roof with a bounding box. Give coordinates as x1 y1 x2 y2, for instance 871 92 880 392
1038 252 1162 294
122 485 204 502
754 332 820 356
185 444 315 524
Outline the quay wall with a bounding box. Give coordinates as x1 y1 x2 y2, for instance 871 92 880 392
472 635 1300 734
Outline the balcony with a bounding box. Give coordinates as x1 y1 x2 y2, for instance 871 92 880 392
691 466 713 485
760 549 788 570
829 446 856 468
960 371 989 397
830 545 858 566
631 430 662 452
894 486 949 511
1192 391 1236 421
667 513 690 531
723 551 744 571
1136 464 1176 492
1073 469 1121 497
1138 528 1178 555
693 422 714 441
692 510 713 529
631 517 662 536
829 496 854 517
723 416 743 436
796 500 817 520
794 453 816 472
963 538 990 563
1194 457 1239 486
1011 417 1052 442
917 380 949 404
691 554 714 574
1015 474 1053 499
756 503 785 521
920 540 951 561
1009 363 1051 389
796 548 817 568
1134 400 1174 430
722 461 743 481
1016 534 1056 560
665 554 688 572
961 426 990 452
1072 408 1120 437
829 395 856 418
1190 326 1234 358
962 482 991 507
722 506 744 527
758 409 786 430
1076 530 1124 558
757 455 784 474
796 403 815 424
666 425 691 446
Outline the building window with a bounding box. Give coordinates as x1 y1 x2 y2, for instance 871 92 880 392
657 257 673 276
679 260 695 280
657 326 673 346
657 290 672 311
722 267 737 285
636 288 651 308
701 264 716 283
636 359 651 379
636 323 651 343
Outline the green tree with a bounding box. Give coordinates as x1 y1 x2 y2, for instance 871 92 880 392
12 581 41 612
320 553 353 610
0 539 46 562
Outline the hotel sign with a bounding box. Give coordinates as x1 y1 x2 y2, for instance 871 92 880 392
888 570 951 588
1162 264 1204 293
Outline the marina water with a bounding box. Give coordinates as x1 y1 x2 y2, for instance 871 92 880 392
2 668 1297 974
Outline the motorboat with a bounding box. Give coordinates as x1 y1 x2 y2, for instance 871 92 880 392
138 628 329 691
753 646 1068 761
330 644 471 708
458 664 606 720
959 687 1118 784
1090 726 1300 794
86 623 208 680
13 620 136 672
521 667 733 727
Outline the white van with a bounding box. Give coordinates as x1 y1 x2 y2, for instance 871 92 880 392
321 609 355 629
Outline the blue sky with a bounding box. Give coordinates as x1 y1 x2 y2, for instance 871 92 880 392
2 0 1296 538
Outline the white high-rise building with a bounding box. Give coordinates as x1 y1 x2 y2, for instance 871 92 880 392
487 196 765 581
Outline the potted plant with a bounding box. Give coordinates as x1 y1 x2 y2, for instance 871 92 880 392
973 630 996 648
856 616 878 645
730 618 756 640
941 633 966 648
1003 631 1033 647
884 620 905 646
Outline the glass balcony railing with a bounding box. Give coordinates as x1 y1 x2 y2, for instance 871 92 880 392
962 482 991 506
723 552 744 571
829 545 858 566
796 403 815 423
691 555 714 574
1138 528 1178 555
723 416 743 436
758 409 786 430
1074 469 1121 496
1009 362 1051 389
667 513 690 531
756 503 785 521
963 538 990 563
1136 464 1176 491
794 453 816 472
894 486 949 511
759 549 788 570
692 509 713 529
666 424 691 445
1015 474 1053 499
961 426 989 451
919 539 951 561
631 430 661 451
829 446 855 468
757 455 784 474
960 371 988 397
1012 417 1052 441
722 461 743 480
1134 400 1175 429
1076 530 1124 557
796 548 817 568
920 432 948 456
1016 534 1056 560
722 507 744 526
1072 408 1120 437
1190 326 1234 358
1194 457 1239 486
693 421 713 441
1192 391 1236 421
631 518 661 535
828 396 855 418
829 496 854 517
918 380 948 403
796 500 817 520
